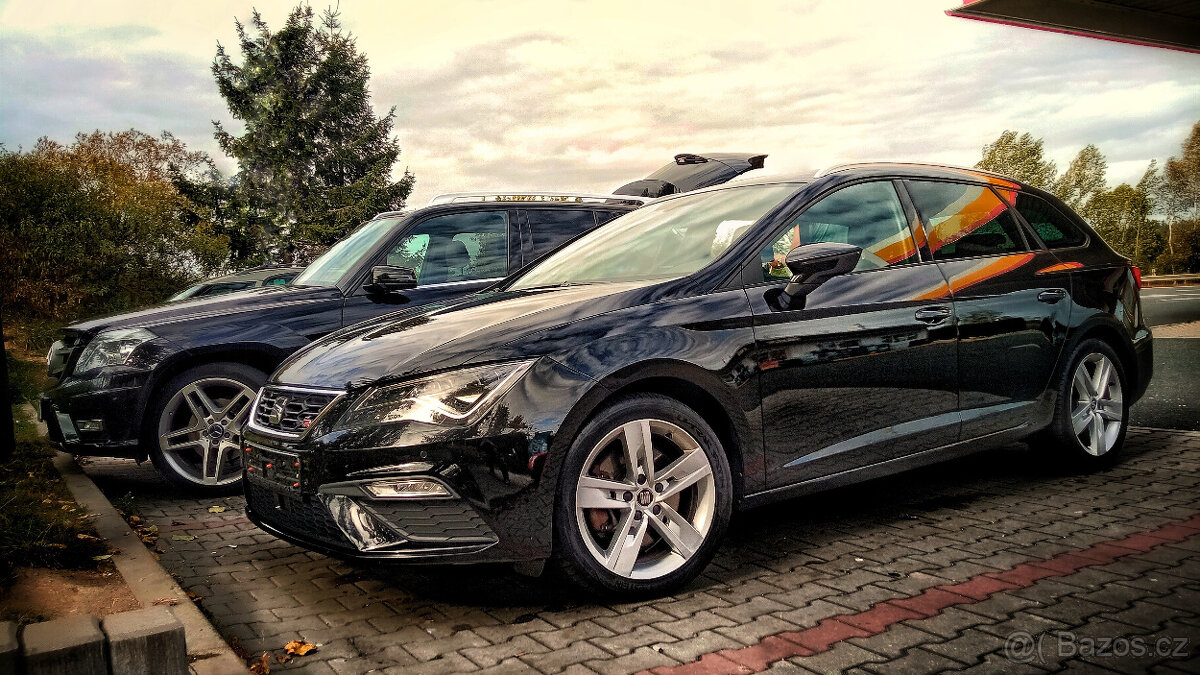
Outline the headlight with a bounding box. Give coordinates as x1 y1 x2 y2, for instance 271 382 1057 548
73 328 157 374
338 360 535 428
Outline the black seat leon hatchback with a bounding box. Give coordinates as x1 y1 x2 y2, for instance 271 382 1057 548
242 163 1152 596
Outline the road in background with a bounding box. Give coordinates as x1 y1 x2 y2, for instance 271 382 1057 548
1131 286 1200 431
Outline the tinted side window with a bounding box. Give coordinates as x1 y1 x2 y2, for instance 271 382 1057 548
385 211 508 285
906 181 1026 260
1004 191 1088 249
760 181 917 281
526 209 598 259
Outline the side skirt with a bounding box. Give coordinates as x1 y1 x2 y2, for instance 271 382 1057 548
740 423 1036 510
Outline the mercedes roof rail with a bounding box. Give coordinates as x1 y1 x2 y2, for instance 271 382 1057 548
428 191 649 206
814 162 1018 181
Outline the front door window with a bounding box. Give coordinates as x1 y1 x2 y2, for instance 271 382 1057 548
386 212 508 285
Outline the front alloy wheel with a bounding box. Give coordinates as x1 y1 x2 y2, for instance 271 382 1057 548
555 394 732 596
148 362 264 491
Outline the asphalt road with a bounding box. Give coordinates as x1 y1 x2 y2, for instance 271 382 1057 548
1130 286 1200 431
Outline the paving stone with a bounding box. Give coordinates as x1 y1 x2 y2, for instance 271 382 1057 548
76 431 1200 675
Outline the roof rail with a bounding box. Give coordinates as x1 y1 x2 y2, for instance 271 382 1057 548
428 191 649 206
814 162 1018 182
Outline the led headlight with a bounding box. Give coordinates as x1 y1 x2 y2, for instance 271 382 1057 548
73 328 156 374
339 360 535 428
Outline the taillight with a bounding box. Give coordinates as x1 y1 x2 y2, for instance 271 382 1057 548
1132 266 1142 289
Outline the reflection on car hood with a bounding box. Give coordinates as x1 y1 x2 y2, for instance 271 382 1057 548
66 285 341 335
273 281 656 390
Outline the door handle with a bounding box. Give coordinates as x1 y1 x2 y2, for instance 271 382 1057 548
1038 288 1068 304
914 306 952 323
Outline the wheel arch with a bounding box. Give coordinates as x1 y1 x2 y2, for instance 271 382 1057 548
554 360 753 504
1065 318 1138 388
135 345 285 460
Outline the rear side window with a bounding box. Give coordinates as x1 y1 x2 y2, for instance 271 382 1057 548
526 209 599 259
760 180 917 280
906 181 1026 260
1004 191 1088 249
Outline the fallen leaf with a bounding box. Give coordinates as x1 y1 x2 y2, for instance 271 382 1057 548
249 652 271 675
76 533 101 542
172 534 196 541
208 505 227 513
91 554 113 561
152 598 179 606
284 639 318 657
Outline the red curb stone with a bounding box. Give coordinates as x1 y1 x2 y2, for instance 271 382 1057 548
1117 533 1177 550
937 575 1020 601
838 603 924 633
1150 523 1200 542
1026 553 1098 575
887 588 968 617
984 563 1059 586
1071 543 1133 563
778 619 871 653
719 637 812 671
1174 516 1200 532
648 652 751 675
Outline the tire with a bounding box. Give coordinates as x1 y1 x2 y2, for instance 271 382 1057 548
145 362 265 493
1045 338 1128 469
553 393 733 597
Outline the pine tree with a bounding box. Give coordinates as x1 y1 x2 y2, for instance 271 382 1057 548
212 6 413 257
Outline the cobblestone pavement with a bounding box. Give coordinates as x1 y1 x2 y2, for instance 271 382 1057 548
80 429 1200 674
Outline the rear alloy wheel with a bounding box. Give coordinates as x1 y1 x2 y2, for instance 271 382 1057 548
148 363 264 492
555 394 731 596
1070 352 1124 457
1047 339 1128 467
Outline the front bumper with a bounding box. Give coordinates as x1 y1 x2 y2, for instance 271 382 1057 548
40 370 151 457
242 357 597 564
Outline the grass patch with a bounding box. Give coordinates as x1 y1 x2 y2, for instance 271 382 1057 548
0 410 109 585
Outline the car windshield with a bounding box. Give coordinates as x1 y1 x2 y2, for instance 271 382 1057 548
508 184 798 290
291 217 401 287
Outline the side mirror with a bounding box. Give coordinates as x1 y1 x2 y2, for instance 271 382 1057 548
364 265 417 294
776 242 861 310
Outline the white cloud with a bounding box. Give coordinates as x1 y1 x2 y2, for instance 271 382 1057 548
2 0 1197 207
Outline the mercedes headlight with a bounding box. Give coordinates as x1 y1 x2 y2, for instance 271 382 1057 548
338 360 535 428
73 328 157 374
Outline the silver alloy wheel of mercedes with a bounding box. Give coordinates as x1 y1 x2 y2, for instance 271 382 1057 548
1071 352 1124 457
574 418 717 580
157 377 256 486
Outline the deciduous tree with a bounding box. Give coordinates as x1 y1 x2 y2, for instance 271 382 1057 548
976 130 1057 190
0 131 228 322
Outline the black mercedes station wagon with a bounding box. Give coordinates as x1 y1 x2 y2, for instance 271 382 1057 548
39 152 765 493
243 163 1152 595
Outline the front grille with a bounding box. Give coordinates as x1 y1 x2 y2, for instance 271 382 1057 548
246 482 349 550
254 387 340 435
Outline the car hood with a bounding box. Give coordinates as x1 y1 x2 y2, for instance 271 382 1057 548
273 281 657 391
65 285 342 336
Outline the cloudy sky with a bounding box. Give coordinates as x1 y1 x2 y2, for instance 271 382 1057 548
2 0 1197 207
